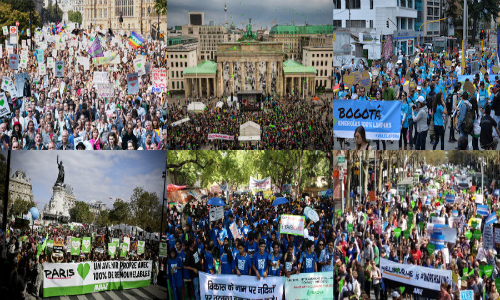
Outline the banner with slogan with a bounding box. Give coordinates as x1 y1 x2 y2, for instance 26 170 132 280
199 272 284 300
137 241 145 254
445 194 455 204
280 215 305 236
229 222 241 239
82 237 91 254
380 258 452 298
159 242 167 257
70 237 81 256
333 99 401 140
127 73 139 94
96 83 114 99
485 212 497 226
208 133 234 141
430 233 445 250
249 176 271 190
43 260 152 297
477 204 489 216
284 271 333 299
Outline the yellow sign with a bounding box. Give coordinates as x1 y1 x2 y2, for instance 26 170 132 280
333 33 336 42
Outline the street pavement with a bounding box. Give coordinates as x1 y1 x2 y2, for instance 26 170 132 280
26 285 167 300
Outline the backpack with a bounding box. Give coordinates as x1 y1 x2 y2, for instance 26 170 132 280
462 104 474 134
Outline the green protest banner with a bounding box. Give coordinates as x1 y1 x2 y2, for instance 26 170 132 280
474 230 482 240
137 241 145 254
347 224 353 233
465 231 473 239
120 243 128 258
485 265 493 277
159 242 167 257
70 238 81 256
394 228 402 238
81 237 91 254
108 242 117 256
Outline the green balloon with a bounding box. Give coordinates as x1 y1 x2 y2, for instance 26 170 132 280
465 231 473 239
394 228 402 238
427 243 435 255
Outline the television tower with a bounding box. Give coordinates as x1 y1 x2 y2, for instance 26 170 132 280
224 3 228 29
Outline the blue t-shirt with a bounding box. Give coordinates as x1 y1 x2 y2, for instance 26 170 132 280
478 90 488 108
252 251 269 276
401 102 409 128
219 253 233 275
167 256 183 288
299 251 318 273
267 253 282 276
434 104 444 126
178 250 190 280
235 253 252 275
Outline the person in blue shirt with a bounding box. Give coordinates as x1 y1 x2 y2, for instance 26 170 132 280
167 248 184 300
298 240 318 273
216 222 227 257
219 244 234 275
203 240 216 274
400 92 410 150
319 238 335 272
432 92 447 150
478 82 488 111
252 239 269 279
267 241 282 276
234 241 252 276
407 87 419 148
245 232 259 260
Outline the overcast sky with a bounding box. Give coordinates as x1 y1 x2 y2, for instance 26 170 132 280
168 0 331 30
3 151 166 211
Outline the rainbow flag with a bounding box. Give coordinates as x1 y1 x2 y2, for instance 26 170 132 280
129 31 144 49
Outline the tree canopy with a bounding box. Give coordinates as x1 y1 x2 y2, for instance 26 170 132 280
69 201 94 224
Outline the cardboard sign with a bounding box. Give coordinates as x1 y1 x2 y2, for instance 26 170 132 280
47 57 54 69
96 83 114 99
36 49 44 64
93 71 109 84
133 57 146 76
137 241 145 254
8 54 18 70
0 92 11 118
151 68 166 92
54 61 64 77
70 237 81 256
38 63 46 76
127 73 139 94
81 237 91 254
280 215 305 236
209 206 224 222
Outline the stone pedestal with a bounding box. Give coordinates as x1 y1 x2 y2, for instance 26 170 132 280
45 185 70 218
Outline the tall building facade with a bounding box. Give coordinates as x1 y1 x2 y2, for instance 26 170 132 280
9 170 34 204
181 25 229 61
82 0 167 37
167 37 198 92
333 0 417 55
269 25 334 61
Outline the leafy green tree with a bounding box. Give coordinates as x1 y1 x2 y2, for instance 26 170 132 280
153 0 167 16
0 1 41 44
69 201 94 224
68 10 82 25
11 196 36 217
95 209 109 227
108 199 129 225
129 187 161 231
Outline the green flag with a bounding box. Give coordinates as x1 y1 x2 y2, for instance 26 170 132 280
36 234 49 259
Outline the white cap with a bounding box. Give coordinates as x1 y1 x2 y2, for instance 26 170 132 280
418 96 426 103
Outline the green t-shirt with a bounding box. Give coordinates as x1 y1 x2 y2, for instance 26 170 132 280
374 246 380 265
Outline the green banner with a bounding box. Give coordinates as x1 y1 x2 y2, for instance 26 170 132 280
120 243 128 258
137 241 145 254
82 237 91 254
70 238 81 256
159 242 167 257
45 239 53 255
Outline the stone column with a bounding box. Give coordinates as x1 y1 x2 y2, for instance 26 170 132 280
198 78 202 98
240 62 245 91
298 76 302 96
207 78 211 98
255 61 260 91
185 78 190 98
229 61 234 95
266 61 271 95
278 61 283 97
217 62 223 97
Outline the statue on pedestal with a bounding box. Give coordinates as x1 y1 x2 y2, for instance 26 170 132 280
55 155 65 187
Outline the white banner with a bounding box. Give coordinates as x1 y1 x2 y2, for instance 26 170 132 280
93 71 109 84
199 272 284 300
280 215 305 236
209 206 224 222
171 117 190 127
96 83 114 99
208 133 234 141
249 176 271 190
43 260 152 297
284 272 334 300
380 258 452 296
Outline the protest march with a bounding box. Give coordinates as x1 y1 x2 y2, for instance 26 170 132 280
166 150 334 300
334 150 500 300
333 42 500 150
0 23 167 150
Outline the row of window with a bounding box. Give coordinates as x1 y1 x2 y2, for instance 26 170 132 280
311 60 332 67
311 53 333 58
171 61 189 68
10 184 28 193
334 0 414 9
170 79 330 90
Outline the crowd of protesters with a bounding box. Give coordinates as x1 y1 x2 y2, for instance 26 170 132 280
334 47 500 151
165 192 335 300
167 94 333 150
0 25 167 150
0 222 164 299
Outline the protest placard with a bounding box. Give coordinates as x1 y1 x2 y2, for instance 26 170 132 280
209 206 224 222
133 57 146 76
285 272 333 299
0 93 11 118
55 61 64 77
8 54 18 70
127 73 139 94
81 237 91 253
151 68 166 92
70 237 81 256
280 215 305 236
96 83 114 99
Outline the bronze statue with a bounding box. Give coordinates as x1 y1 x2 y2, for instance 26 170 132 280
55 155 65 186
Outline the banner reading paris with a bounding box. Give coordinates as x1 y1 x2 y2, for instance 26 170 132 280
333 99 401 140
43 260 152 297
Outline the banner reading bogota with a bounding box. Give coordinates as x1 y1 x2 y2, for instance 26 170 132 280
43 260 152 297
333 99 401 140
380 258 452 297
200 272 284 300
